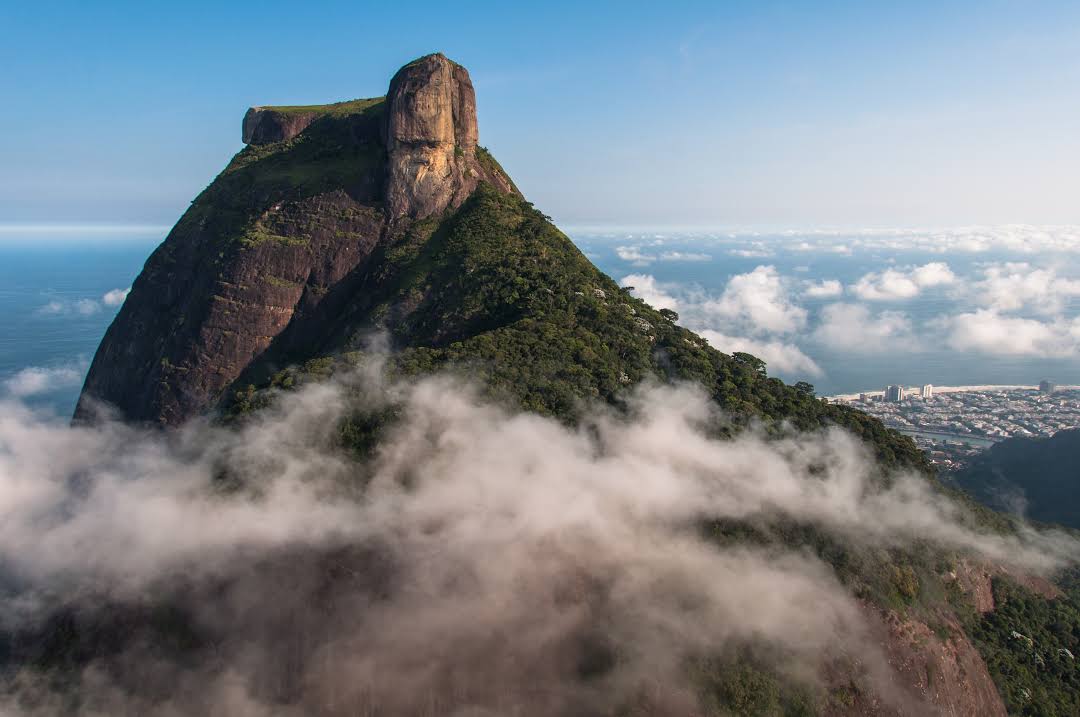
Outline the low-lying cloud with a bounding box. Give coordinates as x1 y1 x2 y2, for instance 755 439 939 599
620 269 820 376
35 287 132 316
942 310 1080 358
698 329 822 376
1 360 87 398
702 265 807 335
0 366 1075 715
850 262 956 302
803 279 843 298
967 263 1080 315
616 246 711 266
814 303 916 354
102 287 131 307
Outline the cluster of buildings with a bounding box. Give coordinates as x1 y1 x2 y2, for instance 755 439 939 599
878 384 934 403
830 383 1080 467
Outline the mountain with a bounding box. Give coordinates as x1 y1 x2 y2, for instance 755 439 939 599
26 53 1077 715
949 428 1080 530
73 54 914 470
76 54 513 426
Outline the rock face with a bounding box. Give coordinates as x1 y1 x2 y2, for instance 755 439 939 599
384 54 484 220
242 107 320 145
76 53 516 426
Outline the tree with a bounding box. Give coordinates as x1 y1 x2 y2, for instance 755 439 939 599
733 352 766 375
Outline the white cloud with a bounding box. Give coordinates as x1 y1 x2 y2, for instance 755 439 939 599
622 269 812 375
37 298 101 316
1 371 1074 716
702 266 807 335
659 251 711 262
623 269 817 375
102 287 131 306
791 241 852 255
34 288 131 316
942 310 1080 358
615 245 655 266
773 226 1080 255
968 263 1080 314
698 330 822 376
3 361 87 398
803 279 843 298
813 303 915 353
727 241 774 258
619 274 679 310
910 262 956 288
851 262 955 301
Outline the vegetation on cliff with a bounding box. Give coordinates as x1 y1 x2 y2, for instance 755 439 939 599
233 183 925 472
966 575 1080 716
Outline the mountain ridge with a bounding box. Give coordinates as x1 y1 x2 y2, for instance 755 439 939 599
949 428 1080 529
75 53 515 426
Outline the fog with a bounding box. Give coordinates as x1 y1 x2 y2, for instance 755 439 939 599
0 366 1075 715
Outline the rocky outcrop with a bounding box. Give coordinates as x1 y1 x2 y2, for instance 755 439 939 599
821 605 1007 717
242 107 319 145
76 53 516 426
383 53 487 220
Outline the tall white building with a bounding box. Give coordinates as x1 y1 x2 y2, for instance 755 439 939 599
885 385 905 402
921 384 933 398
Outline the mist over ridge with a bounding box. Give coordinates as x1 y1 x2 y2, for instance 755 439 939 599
3 360 1076 714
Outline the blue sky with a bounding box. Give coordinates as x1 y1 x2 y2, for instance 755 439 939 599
4 0 1080 227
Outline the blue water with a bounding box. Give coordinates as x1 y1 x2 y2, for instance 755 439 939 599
0 233 159 416
2 227 1079 415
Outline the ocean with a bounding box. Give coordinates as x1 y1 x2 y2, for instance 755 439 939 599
2 226 1079 416
0 232 159 416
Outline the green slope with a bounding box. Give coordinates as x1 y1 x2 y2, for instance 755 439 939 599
229 183 925 470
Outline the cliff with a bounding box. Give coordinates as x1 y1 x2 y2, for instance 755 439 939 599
76 53 515 426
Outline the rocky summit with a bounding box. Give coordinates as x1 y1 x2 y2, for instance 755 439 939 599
75 53 906 452
76 53 514 426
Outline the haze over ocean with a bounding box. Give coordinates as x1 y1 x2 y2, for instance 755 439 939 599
4 225 1079 415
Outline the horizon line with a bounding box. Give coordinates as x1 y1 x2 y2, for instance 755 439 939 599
0 222 170 234
3 221 1080 237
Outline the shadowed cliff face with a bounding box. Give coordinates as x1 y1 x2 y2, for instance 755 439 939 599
242 107 320 144
75 54 516 426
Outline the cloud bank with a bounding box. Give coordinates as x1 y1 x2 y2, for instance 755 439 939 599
2 360 88 398
35 288 132 316
620 269 821 376
0 369 1074 715
814 304 916 354
850 262 955 302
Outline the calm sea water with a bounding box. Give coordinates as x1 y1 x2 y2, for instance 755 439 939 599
0 233 158 416
2 228 1078 416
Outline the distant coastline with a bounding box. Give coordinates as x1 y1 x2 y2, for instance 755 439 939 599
892 428 997 448
828 385 1080 401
